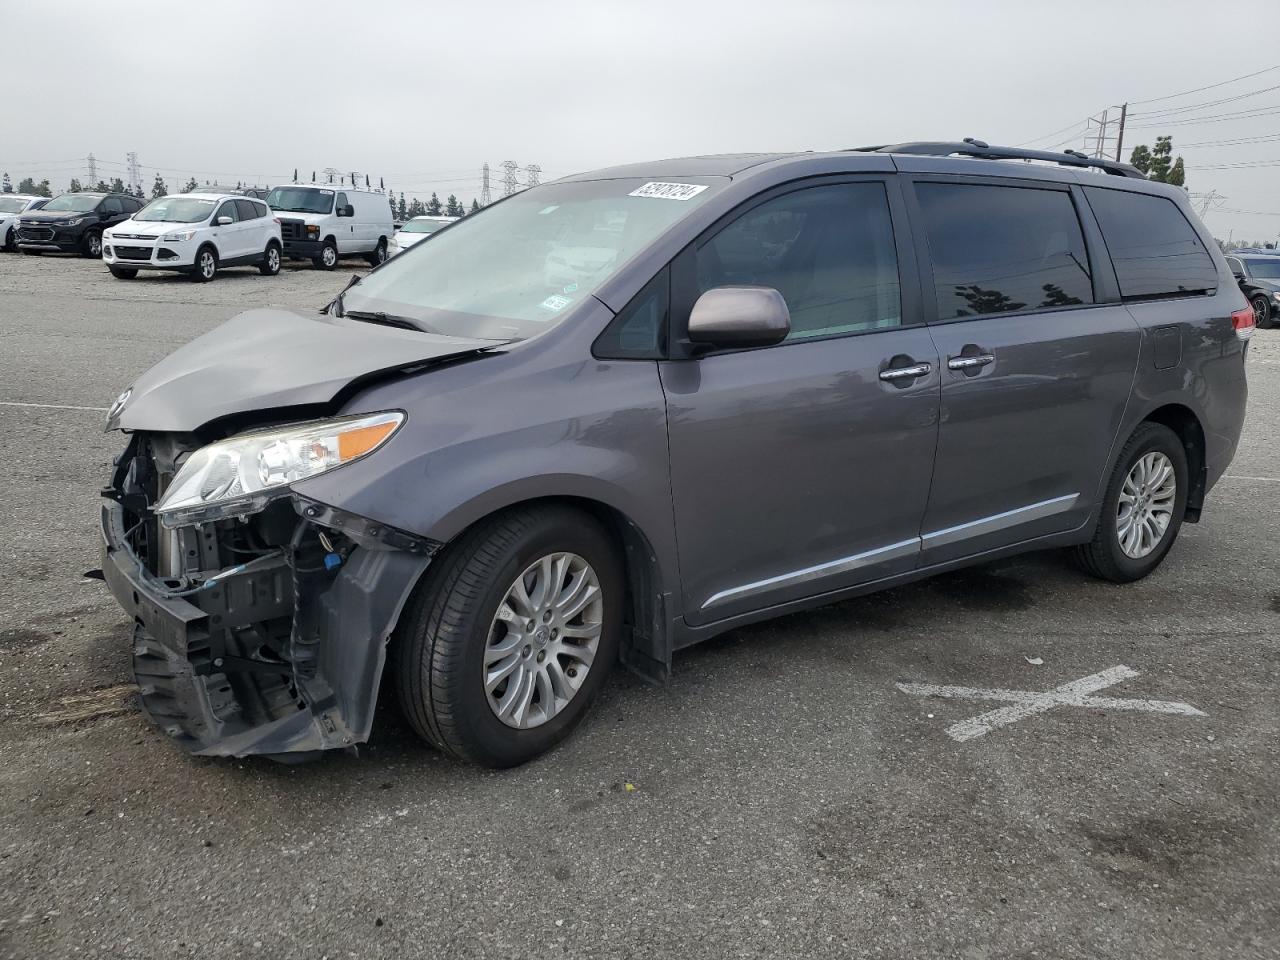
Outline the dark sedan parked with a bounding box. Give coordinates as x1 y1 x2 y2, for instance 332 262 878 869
1226 250 1280 329
17 192 144 257
99 141 1250 767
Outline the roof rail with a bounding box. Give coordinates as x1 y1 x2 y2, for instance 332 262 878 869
852 138 1146 179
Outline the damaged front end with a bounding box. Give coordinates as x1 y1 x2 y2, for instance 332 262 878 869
100 430 437 758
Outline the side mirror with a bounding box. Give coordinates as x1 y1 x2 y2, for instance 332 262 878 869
688 286 790 349
216 215 233 226
338 204 354 217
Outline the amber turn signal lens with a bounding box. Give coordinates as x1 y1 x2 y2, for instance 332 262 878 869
337 420 400 460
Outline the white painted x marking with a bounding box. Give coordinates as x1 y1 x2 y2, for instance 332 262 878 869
897 665 1205 742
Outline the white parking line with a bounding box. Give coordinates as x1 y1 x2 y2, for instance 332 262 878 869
897 665 1205 742
1222 475 1280 483
0 401 109 412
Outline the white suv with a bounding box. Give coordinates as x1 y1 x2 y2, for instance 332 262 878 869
0 194 49 251
102 193 283 282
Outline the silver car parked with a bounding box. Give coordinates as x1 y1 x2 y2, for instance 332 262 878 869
100 140 1252 766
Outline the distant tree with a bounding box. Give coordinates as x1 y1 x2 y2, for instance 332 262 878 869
444 194 462 217
183 176 199 192
1129 135 1185 186
397 192 407 221
425 191 442 216
68 178 83 193
35 179 52 197
109 176 126 194
1 172 10 193
389 194 397 218
293 168 298 182
135 185 145 199
469 199 480 215
93 179 111 193
17 177 36 194
408 197 426 218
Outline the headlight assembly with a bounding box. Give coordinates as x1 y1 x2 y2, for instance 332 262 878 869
155 411 404 527
63 217 85 227
162 230 197 242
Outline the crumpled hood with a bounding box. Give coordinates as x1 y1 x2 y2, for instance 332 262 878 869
109 308 497 433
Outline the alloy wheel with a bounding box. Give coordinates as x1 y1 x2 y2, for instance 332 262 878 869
87 233 101 257
483 552 603 730
322 245 337 268
1116 451 1177 559
200 251 215 280
1252 296 1269 326
267 247 280 272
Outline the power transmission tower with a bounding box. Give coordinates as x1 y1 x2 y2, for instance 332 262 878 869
480 163 492 205
126 152 141 194
502 160 518 197
1084 109 1113 160
86 153 96 184
525 164 541 187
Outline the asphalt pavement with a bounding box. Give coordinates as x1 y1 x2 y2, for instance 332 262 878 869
0 254 1276 960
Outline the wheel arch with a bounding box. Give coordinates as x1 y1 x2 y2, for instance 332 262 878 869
428 492 672 684
1140 402 1207 521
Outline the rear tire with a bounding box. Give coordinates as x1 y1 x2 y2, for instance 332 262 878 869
191 246 218 282
393 505 622 768
259 241 281 276
1250 293 1275 330
1072 421 1188 583
366 237 388 267
108 266 138 279
82 230 103 259
3 227 15 252
312 240 337 270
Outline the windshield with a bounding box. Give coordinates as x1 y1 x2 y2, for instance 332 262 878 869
401 219 449 234
1243 258 1280 279
134 196 217 223
42 195 101 213
343 177 722 340
0 197 30 213
267 186 334 215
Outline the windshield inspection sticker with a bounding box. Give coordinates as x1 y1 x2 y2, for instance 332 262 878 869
540 294 573 312
629 181 709 201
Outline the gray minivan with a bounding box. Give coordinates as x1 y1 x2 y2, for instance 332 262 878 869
100 140 1252 766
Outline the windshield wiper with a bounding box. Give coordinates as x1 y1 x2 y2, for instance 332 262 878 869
341 309 449 336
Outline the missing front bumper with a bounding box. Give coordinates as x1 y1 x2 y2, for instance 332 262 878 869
101 498 434 758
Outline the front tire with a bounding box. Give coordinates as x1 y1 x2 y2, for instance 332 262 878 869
366 238 388 267
108 266 137 279
393 505 622 768
312 240 337 270
191 246 218 282
1251 293 1275 330
259 241 281 276
1073 422 1188 583
82 230 103 259
3 227 15 252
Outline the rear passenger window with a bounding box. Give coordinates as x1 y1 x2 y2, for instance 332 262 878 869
235 199 260 220
915 182 1093 319
1084 188 1217 300
695 182 901 341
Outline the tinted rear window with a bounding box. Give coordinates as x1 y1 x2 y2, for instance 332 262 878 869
915 182 1093 319
1084 188 1217 300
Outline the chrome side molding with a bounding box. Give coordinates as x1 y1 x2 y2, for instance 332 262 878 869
699 493 1080 612
920 493 1079 549
700 537 920 610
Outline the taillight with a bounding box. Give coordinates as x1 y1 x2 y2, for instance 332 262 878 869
1231 306 1255 341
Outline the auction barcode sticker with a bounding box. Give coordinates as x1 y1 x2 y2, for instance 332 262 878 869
629 182 709 201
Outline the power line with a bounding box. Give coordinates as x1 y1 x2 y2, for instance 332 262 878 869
1129 64 1280 106
1130 82 1280 119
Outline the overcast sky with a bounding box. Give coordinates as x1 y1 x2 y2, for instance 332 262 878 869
5 0 1279 241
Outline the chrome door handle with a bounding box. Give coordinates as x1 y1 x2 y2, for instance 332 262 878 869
947 354 995 371
879 362 932 382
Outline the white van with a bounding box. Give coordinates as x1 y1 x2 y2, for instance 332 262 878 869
102 193 282 282
265 184 394 269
